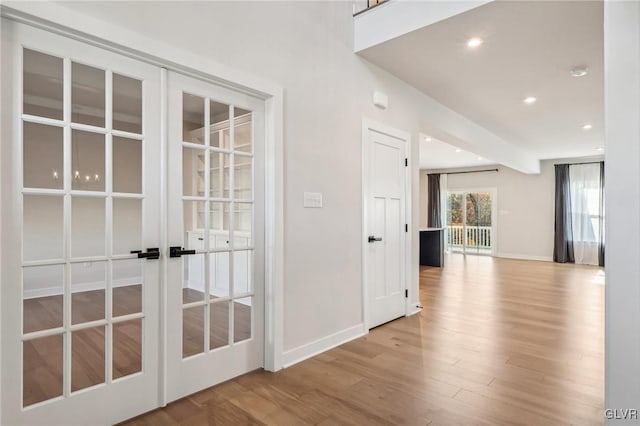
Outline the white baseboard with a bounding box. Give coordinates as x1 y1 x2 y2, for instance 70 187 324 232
495 252 553 262
282 323 367 368
24 277 142 299
407 306 422 316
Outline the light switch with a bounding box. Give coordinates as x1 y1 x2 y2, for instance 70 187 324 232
304 192 323 208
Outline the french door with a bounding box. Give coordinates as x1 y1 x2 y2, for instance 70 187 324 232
1 22 161 425
445 190 496 255
165 72 265 402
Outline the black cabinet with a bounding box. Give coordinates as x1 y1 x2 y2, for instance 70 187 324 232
419 229 444 267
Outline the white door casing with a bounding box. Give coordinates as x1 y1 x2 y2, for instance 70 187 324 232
1 21 161 425
362 119 410 329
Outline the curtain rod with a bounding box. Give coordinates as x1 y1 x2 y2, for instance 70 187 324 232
557 161 604 166
439 168 499 175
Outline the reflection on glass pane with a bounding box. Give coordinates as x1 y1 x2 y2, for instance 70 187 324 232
72 130 105 192
183 305 204 358
233 251 253 296
210 252 230 299
183 93 204 144
210 101 230 149
183 199 206 239
113 198 142 255
71 326 105 392
23 49 63 120
71 261 106 325
210 202 229 243
113 318 142 380
113 259 142 317
183 253 205 304
210 301 229 350
234 155 252 200
234 202 252 247
23 334 63 407
234 109 252 153
72 62 105 127
113 74 142 134
23 122 63 190
23 265 64 334
72 197 105 257
210 152 230 198
23 195 64 261
182 147 205 197
113 137 142 193
234 297 252 343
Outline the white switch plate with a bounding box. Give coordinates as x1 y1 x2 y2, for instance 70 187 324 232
304 192 323 208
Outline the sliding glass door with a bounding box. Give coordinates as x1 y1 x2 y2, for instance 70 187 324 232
446 190 495 255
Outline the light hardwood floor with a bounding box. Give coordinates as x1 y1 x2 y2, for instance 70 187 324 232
119 255 604 426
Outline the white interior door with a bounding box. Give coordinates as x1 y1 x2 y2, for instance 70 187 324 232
365 127 407 329
166 72 265 402
1 21 161 425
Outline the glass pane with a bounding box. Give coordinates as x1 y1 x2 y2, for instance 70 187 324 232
23 49 63 120
210 301 229 350
113 74 142 134
233 107 252 153
183 93 204 144
210 202 229 243
113 198 142 255
233 250 253 295
113 259 142 317
210 252 230 299
183 305 204 358
210 101 230 149
446 193 464 254
465 193 481 254
233 297 252 343
23 264 64 334
23 334 63 407
113 137 142 193
72 130 105 192
23 122 63 190
234 155 252 200
210 152 230 199
71 261 106 325
71 197 105 257
183 254 205 304
234 202 252 248
23 195 64 261
113 318 142 380
71 326 105 392
71 62 105 127
182 147 205 197
476 192 492 254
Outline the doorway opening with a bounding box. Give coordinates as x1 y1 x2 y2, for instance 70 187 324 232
445 189 496 255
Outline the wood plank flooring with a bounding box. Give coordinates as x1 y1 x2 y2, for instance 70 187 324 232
120 255 604 426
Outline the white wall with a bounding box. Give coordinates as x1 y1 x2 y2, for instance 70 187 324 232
604 1 640 422
421 157 603 261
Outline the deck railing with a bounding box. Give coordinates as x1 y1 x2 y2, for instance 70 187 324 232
447 225 492 249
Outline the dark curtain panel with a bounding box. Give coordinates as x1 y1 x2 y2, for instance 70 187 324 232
427 174 441 228
598 161 605 267
553 164 575 263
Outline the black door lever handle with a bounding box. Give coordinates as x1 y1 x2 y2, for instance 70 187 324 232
368 236 383 243
169 246 197 258
131 248 160 260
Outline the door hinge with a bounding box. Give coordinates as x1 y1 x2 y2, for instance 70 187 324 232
405 289 408 298
405 223 408 232
405 158 408 167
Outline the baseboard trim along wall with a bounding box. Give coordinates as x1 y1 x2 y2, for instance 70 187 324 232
24 277 142 299
495 252 553 262
282 324 367 368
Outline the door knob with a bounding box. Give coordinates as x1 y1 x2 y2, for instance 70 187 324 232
368 236 383 243
131 248 160 260
169 246 197 258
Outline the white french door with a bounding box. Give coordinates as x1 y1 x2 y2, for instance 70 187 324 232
1 21 161 425
445 189 496 255
165 72 265 402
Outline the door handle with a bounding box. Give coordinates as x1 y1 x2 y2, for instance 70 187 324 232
131 248 160 260
169 246 197 258
368 236 383 243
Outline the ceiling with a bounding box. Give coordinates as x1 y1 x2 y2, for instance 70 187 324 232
419 134 496 169
359 0 604 167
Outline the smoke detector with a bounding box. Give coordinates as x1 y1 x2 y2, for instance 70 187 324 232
570 66 589 78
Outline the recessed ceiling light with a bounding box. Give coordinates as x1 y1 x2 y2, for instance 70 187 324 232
477 156 483 160
455 148 462 153
582 123 593 130
523 96 537 105
467 37 483 48
425 136 432 142
570 66 589 78
596 147 604 151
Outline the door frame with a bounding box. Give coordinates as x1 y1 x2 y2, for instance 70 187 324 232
361 118 412 330
444 187 498 256
1 1 285 404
